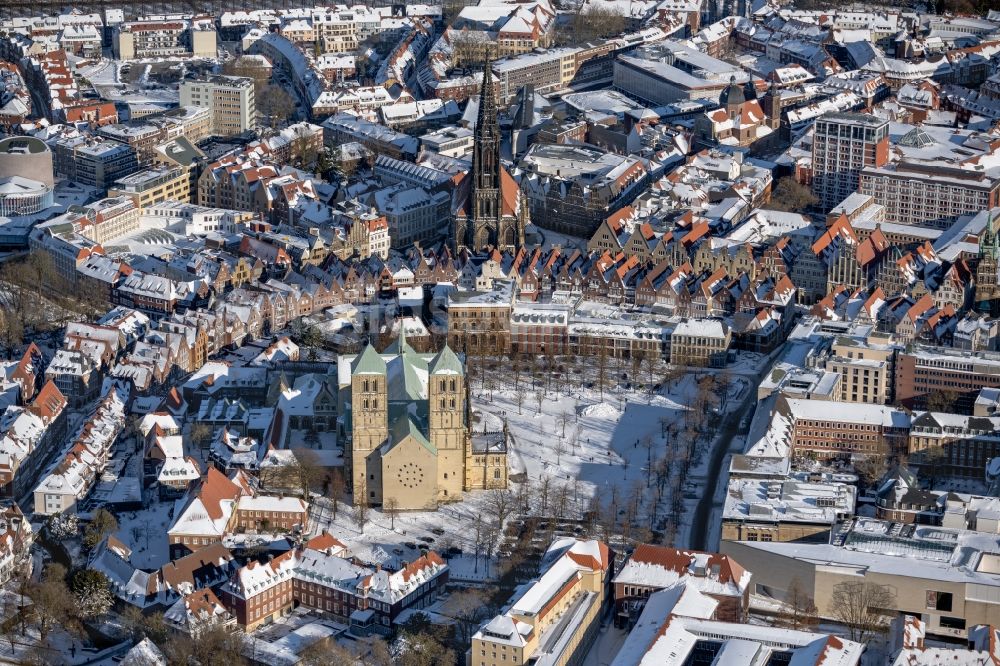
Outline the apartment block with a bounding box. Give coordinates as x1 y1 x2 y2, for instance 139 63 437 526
823 332 896 403
909 411 1000 477
180 75 256 137
447 281 515 355
860 163 1000 230
670 319 731 368
77 196 141 244
114 19 217 61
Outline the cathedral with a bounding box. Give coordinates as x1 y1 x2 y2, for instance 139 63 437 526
453 60 529 252
338 331 508 510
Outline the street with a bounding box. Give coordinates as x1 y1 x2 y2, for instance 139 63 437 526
689 346 784 551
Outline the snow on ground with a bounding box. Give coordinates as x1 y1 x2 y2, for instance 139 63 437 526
287 430 342 466
113 499 173 570
582 625 628 666
443 553 498 583
77 60 118 86
491 385 685 500
310 489 504 576
309 369 723 566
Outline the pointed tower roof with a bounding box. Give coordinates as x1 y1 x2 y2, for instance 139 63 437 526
474 55 500 149
429 345 464 376
265 370 290 406
385 321 415 356
352 343 387 375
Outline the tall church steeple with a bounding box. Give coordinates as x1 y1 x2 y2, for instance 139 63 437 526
454 57 527 253
469 58 502 247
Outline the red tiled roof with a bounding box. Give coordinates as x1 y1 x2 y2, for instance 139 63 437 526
28 380 66 422
630 544 746 587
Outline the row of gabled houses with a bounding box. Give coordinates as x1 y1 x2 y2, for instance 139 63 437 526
811 285 995 350
32 384 128 515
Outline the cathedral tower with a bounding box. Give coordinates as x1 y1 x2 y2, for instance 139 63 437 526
349 345 387 502
454 59 527 252
428 346 466 499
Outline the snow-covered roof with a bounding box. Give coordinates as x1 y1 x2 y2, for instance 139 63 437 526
782 397 910 428
611 581 863 666
614 544 751 598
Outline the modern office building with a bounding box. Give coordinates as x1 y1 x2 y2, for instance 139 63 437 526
811 112 889 212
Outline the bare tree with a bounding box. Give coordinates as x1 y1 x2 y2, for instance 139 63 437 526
537 475 552 517
0 309 24 354
328 467 346 520
926 389 962 413
553 482 570 521
443 589 491 645
83 509 118 550
472 514 484 573
853 455 889 492
0 586 19 652
596 341 609 401
222 57 270 95
778 578 819 631
515 390 524 415
299 639 363 666
558 412 571 438
449 30 491 68
384 497 400 530
514 478 531 515
559 6 627 45
767 176 818 212
554 437 567 466
486 488 514 527
287 449 324 500
28 564 71 642
258 84 295 129
829 581 895 645
354 478 370 532
643 435 656 488
189 422 215 451
162 624 246 666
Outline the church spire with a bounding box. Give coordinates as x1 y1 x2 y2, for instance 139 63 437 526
470 58 502 233
454 54 528 253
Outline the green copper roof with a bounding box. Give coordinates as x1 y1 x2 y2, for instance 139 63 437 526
429 345 464 376
388 414 436 455
352 343 387 375
385 324 416 356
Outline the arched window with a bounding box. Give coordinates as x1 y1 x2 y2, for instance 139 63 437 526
449 379 456 391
